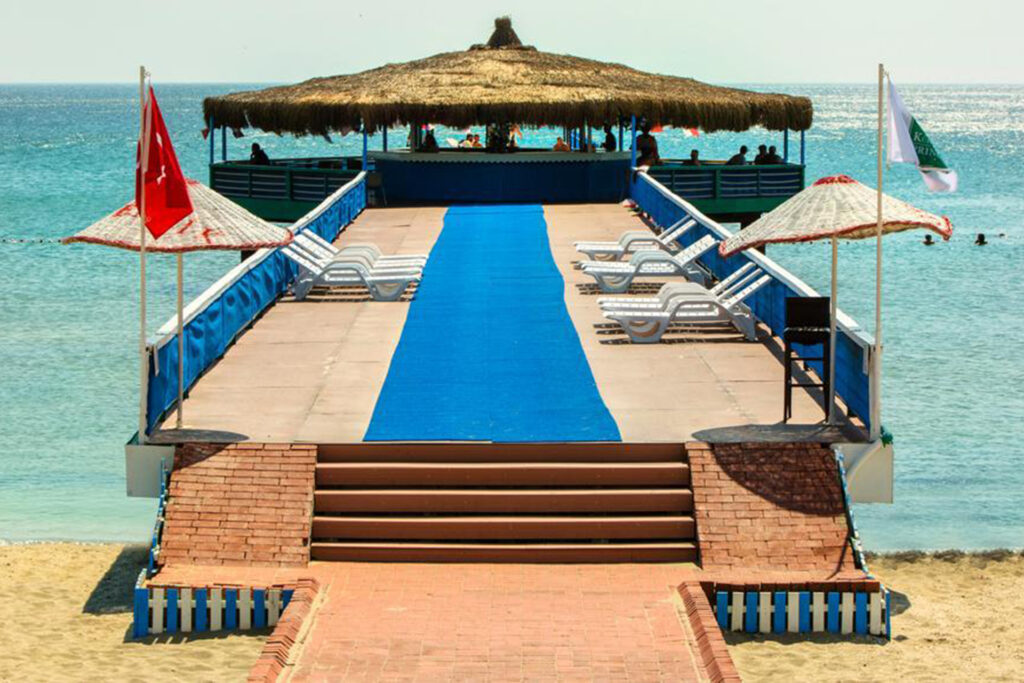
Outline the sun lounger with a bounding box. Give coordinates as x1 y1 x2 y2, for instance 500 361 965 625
282 244 421 301
580 235 718 293
573 218 696 261
603 274 772 342
597 263 759 311
294 231 428 268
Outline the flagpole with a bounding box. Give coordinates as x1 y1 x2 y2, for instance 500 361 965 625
138 66 150 445
872 62 884 442
828 236 838 424
176 253 184 429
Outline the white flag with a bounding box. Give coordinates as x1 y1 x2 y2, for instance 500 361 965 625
887 80 958 192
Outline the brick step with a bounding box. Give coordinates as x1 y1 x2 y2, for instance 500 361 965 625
317 442 684 463
310 541 698 563
315 462 690 487
311 515 696 540
314 489 692 514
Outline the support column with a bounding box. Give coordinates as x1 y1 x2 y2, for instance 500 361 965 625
208 116 215 166
383 124 388 152
783 129 790 163
361 127 368 170
629 115 637 168
800 130 806 166
221 126 227 162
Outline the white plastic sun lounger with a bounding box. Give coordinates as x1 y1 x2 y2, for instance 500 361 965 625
288 236 424 276
294 232 427 268
573 218 696 261
604 274 771 342
580 234 718 293
597 263 759 312
282 244 421 301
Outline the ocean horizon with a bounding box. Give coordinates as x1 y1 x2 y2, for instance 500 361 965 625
1 82 1022 550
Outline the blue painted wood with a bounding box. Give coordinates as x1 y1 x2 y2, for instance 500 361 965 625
166 588 178 633
783 129 789 163
855 592 869 635
282 589 294 611
630 115 637 168
827 592 841 633
744 591 758 633
773 592 787 633
885 590 892 640
254 589 267 628
383 125 388 152
361 129 368 171
800 130 806 166
716 591 730 629
221 127 227 162
133 587 150 638
225 589 238 629
798 592 811 632
195 589 208 632
208 117 215 166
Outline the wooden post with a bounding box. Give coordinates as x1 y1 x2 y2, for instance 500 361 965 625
783 129 789 163
221 126 226 162
629 115 637 168
800 130 806 166
383 124 388 152
208 116 215 166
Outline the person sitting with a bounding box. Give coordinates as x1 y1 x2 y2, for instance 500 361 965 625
458 133 474 148
602 125 617 152
726 145 748 165
250 143 270 165
765 145 784 164
471 133 483 148
975 233 988 246
923 234 935 246
419 130 439 152
682 149 701 166
553 137 571 152
753 144 768 165
635 123 661 166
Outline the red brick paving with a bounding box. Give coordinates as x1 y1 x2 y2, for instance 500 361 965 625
276 563 706 682
687 442 856 576
160 443 316 567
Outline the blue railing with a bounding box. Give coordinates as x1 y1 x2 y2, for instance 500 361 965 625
631 172 874 430
145 173 367 433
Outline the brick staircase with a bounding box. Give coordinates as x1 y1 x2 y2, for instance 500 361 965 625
310 443 697 563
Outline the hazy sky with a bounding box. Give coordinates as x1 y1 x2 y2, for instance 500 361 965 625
2 0 1020 84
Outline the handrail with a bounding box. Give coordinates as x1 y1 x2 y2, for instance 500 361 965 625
153 172 367 346
637 171 873 349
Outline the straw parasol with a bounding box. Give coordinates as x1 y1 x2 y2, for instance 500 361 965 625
203 17 813 136
718 174 952 423
64 179 293 429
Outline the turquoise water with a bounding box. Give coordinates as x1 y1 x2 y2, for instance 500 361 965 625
1 84 1022 549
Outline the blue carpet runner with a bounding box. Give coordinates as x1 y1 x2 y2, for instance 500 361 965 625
364 204 621 442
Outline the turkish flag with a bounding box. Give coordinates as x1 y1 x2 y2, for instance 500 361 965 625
136 87 193 239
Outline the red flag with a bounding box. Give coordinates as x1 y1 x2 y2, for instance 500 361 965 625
136 87 193 239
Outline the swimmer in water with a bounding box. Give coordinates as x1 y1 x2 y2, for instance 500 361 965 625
975 233 988 246
923 234 935 246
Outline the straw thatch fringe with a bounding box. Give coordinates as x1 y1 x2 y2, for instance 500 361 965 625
204 33 812 136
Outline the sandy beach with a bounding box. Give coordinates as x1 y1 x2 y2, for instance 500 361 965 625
728 552 1024 682
0 543 266 683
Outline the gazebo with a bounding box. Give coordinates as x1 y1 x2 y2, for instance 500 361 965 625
201 18 813 215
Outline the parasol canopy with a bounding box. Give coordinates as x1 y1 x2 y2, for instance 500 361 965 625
63 179 293 253
203 17 813 136
718 174 952 257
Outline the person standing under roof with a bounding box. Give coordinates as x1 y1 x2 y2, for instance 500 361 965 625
635 123 661 166
754 144 768 164
682 149 701 166
250 143 270 165
765 145 784 164
458 132 474 148
726 145 749 165
602 125 617 152
553 137 570 152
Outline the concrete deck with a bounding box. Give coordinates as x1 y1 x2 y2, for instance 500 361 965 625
154 204 860 444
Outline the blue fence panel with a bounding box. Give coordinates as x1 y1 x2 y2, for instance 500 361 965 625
631 173 872 430
146 176 366 433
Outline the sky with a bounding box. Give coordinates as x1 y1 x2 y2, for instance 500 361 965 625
1 0 1021 84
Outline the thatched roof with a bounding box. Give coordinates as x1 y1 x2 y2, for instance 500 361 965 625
204 17 813 136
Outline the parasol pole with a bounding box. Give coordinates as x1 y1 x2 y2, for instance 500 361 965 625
137 66 151 444
871 63 885 441
828 237 838 423
176 253 184 429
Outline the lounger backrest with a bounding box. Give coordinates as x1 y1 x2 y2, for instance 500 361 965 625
658 219 696 245
289 239 334 268
301 231 338 253
281 245 323 274
722 275 772 309
717 268 765 301
672 235 717 266
709 263 757 296
293 233 335 261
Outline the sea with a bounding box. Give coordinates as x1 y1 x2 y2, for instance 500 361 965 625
1 83 1022 550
